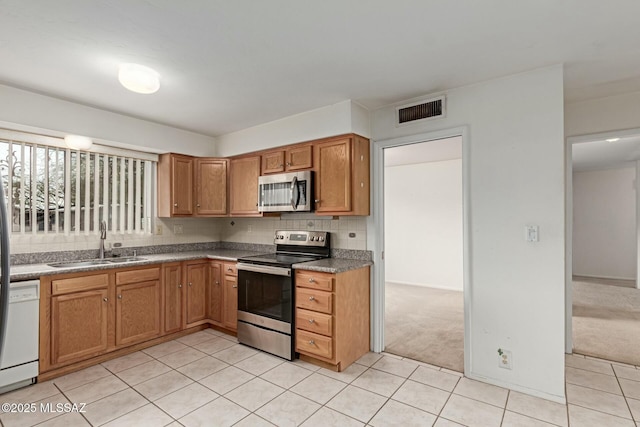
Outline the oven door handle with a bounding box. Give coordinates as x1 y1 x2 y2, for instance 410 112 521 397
237 263 291 277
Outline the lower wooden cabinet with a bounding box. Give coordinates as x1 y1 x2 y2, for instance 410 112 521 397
50 288 109 366
222 262 238 331
208 261 223 323
163 263 183 334
116 280 161 347
295 266 370 371
186 261 208 326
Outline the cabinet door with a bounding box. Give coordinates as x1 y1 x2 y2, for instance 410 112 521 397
186 262 208 325
315 138 351 213
172 155 194 215
196 159 227 216
223 275 238 331
115 281 161 347
229 156 261 216
164 263 183 334
262 151 285 174
51 289 108 365
287 145 313 171
208 262 223 323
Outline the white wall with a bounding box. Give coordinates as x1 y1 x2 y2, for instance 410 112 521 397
0 84 216 156
572 167 636 280
385 159 463 290
372 65 566 401
215 100 371 157
565 91 640 138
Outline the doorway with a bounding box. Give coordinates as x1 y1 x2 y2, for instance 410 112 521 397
567 130 640 365
382 136 464 371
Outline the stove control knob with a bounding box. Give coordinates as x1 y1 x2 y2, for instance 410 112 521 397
319 236 324 241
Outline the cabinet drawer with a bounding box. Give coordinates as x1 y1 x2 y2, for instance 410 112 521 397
296 271 333 292
116 267 160 285
296 330 333 360
52 274 108 295
296 287 332 314
296 308 332 336
223 263 237 276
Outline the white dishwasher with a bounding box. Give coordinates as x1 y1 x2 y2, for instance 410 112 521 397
0 279 40 394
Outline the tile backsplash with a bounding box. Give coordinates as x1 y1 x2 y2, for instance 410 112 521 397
9 214 367 254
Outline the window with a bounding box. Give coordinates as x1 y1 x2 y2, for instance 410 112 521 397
0 130 156 235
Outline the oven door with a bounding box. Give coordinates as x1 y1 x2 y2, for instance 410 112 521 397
237 263 293 326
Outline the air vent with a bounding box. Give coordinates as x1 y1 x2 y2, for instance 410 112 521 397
396 96 445 125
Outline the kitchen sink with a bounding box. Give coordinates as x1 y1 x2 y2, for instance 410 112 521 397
106 257 147 263
47 257 147 268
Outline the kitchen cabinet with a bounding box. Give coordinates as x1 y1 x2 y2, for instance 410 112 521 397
295 266 370 371
158 153 195 217
261 144 313 175
229 155 261 216
222 262 238 331
185 261 208 326
114 268 162 347
195 158 228 216
314 135 369 216
163 263 183 334
49 274 109 366
208 261 223 324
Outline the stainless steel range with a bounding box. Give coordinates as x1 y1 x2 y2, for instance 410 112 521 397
236 230 330 360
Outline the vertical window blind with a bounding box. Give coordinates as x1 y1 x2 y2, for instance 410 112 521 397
0 136 155 235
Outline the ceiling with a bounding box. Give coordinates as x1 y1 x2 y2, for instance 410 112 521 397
2 1 640 137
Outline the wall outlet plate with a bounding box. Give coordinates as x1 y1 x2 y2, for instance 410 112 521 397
498 349 513 370
155 224 163 235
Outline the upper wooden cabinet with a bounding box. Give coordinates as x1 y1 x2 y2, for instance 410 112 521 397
315 135 370 216
158 153 194 217
195 158 228 216
261 144 313 175
229 155 261 216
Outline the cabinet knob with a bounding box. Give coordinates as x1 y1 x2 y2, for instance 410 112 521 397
117 294 122 299
215 281 220 285
308 277 315 283
178 284 183 288
308 318 315 324
232 284 238 289
286 162 291 167
227 267 233 272
103 297 108 302
279 163 284 167
309 296 315 301
308 340 315 345
174 203 178 207
314 199 320 203
188 282 192 287
196 204 201 208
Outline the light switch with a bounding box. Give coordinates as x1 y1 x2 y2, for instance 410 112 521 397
525 225 539 242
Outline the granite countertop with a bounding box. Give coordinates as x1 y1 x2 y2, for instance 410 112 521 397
9 249 267 281
292 258 373 274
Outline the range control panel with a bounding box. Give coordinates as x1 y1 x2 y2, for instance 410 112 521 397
274 230 330 247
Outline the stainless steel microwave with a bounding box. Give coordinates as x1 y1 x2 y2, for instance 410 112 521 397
258 170 313 212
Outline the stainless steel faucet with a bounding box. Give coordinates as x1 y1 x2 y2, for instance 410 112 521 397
99 220 107 259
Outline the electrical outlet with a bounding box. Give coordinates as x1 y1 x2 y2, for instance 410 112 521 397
174 224 183 234
498 348 512 370
155 224 163 235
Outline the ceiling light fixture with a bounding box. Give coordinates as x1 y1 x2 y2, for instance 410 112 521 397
606 138 620 143
118 63 160 94
64 135 93 150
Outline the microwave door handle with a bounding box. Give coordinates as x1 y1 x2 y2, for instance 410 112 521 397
290 175 298 211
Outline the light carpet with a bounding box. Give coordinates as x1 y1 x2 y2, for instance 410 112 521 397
572 279 640 365
384 282 464 372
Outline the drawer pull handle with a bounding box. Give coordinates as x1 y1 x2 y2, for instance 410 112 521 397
309 296 315 301
308 278 315 283
227 268 233 272
232 284 238 288
308 319 315 324
308 340 315 345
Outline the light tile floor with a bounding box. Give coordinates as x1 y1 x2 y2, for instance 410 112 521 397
2 329 640 426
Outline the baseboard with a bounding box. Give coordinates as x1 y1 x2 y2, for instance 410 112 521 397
573 274 635 282
385 280 463 292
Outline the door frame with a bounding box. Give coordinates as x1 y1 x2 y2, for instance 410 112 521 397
369 125 471 373
565 126 640 354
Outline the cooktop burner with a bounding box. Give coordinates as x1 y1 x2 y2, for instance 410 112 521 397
237 230 331 267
